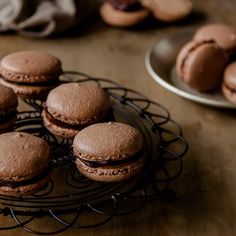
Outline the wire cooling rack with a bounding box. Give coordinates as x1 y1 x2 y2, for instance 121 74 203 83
0 71 188 235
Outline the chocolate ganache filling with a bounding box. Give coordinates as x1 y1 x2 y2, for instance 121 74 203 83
109 0 142 12
0 111 17 123
0 166 51 188
77 148 144 168
225 83 236 93
45 107 114 130
1 77 60 87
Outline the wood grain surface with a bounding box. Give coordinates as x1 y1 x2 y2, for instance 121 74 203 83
0 0 236 235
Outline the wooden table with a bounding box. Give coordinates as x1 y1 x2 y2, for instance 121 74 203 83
1 0 236 235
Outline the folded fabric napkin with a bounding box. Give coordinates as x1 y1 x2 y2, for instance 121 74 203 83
0 0 100 37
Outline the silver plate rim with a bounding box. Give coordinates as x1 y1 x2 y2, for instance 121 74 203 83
145 34 236 109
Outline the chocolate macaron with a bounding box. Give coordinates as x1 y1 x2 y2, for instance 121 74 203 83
194 23 236 53
0 51 62 100
140 0 192 22
73 122 144 182
42 83 111 139
222 62 236 104
0 84 18 133
0 132 51 196
100 0 149 27
176 40 228 91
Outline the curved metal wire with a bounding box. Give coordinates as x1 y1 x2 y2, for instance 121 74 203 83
0 208 35 230
12 209 80 235
0 71 188 234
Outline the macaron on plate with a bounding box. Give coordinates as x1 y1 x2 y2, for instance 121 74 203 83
145 29 236 108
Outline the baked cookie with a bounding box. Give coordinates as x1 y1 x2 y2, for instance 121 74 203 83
73 122 144 182
42 83 112 138
0 132 51 196
176 40 228 91
0 51 62 100
194 23 236 53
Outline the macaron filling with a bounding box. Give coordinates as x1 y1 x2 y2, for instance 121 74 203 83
73 122 144 182
44 107 114 130
44 108 89 130
0 69 62 83
109 0 142 11
1 78 60 86
76 148 144 168
0 166 51 189
0 111 17 123
223 83 236 93
0 76 60 87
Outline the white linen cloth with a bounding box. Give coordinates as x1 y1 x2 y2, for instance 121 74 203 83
0 0 100 37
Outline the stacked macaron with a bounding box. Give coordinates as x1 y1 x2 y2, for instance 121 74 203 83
0 84 18 133
193 23 236 55
0 132 51 196
73 122 144 182
176 23 236 103
0 50 61 196
176 39 228 91
0 51 62 100
42 83 112 139
100 0 192 27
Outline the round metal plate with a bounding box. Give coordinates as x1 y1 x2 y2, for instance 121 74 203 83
145 29 236 108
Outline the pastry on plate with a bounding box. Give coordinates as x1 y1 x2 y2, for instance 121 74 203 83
100 0 149 27
176 39 228 91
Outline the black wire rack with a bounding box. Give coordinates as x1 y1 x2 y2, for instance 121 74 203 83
0 71 188 235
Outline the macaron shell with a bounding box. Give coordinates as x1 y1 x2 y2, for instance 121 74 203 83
140 0 192 22
73 122 143 161
194 23 236 51
176 40 196 79
0 84 18 115
222 83 236 104
42 109 79 139
0 51 62 83
0 132 50 181
0 173 50 196
75 157 144 182
46 83 111 125
223 62 236 88
176 40 228 91
0 78 56 100
222 62 236 104
185 42 227 91
100 1 149 27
